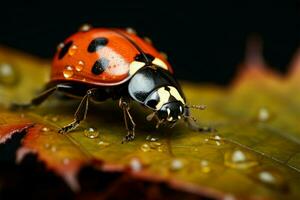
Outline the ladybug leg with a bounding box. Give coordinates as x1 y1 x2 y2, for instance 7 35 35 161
58 89 96 134
10 84 72 110
119 97 136 143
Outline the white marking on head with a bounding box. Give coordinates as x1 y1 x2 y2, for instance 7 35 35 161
152 58 168 70
179 106 183 113
167 116 173 121
169 87 185 104
155 87 171 109
167 108 171 116
129 61 145 75
155 86 185 110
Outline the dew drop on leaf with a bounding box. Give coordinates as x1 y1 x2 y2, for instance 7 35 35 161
98 141 110 147
84 127 99 139
63 158 70 165
41 126 50 132
224 149 258 169
252 168 289 192
130 158 142 172
170 159 184 171
200 160 211 173
63 66 74 78
0 63 18 85
205 134 224 146
258 107 270 122
140 143 151 152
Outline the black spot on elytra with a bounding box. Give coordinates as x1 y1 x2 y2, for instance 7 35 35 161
58 41 73 59
88 37 108 52
134 53 154 63
92 58 110 75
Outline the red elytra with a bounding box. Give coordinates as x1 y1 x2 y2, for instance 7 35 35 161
51 28 173 86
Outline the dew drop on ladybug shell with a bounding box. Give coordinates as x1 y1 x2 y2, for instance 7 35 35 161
68 44 78 56
79 24 92 32
75 60 85 72
63 66 74 78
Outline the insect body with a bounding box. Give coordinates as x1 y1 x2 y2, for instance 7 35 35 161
13 26 207 142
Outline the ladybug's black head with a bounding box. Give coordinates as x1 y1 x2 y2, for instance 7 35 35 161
144 86 186 127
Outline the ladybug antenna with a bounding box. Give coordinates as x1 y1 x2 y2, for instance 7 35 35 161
189 105 207 110
113 29 151 64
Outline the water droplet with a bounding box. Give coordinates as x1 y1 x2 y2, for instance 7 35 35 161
224 149 258 169
146 135 159 142
130 158 142 172
0 63 18 85
79 24 92 32
126 27 137 34
140 143 151 152
63 158 70 165
98 141 110 147
51 145 57 152
205 134 224 146
170 159 184 171
253 168 289 192
57 42 64 50
63 65 74 78
84 127 99 139
68 44 78 56
200 160 211 173
41 127 50 132
44 143 51 149
258 107 270 122
51 116 59 122
75 60 85 72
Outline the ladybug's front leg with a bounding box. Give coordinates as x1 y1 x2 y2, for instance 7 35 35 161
59 89 96 134
119 97 136 143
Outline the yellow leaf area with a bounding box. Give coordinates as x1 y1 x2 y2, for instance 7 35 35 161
1 46 300 199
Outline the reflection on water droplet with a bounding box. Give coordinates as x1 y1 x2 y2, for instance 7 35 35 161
252 168 288 192
140 143 151 152
41 127 50 132
205 134 224 146
258 107 270 122
79 24 92 32
224 149 258 169
130 158 142 172
63 66 74 78
68 44 78 56
84 127 99 139
0 63 18 85
75 60 85 72
98 141 110 147
170 159 184 171
200 160 211 173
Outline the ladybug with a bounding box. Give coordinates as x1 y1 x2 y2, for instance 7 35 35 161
13 26 209 142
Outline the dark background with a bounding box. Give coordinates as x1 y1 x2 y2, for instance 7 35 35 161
0 0 300 84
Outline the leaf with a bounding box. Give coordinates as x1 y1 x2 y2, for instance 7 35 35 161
1 45 300 199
